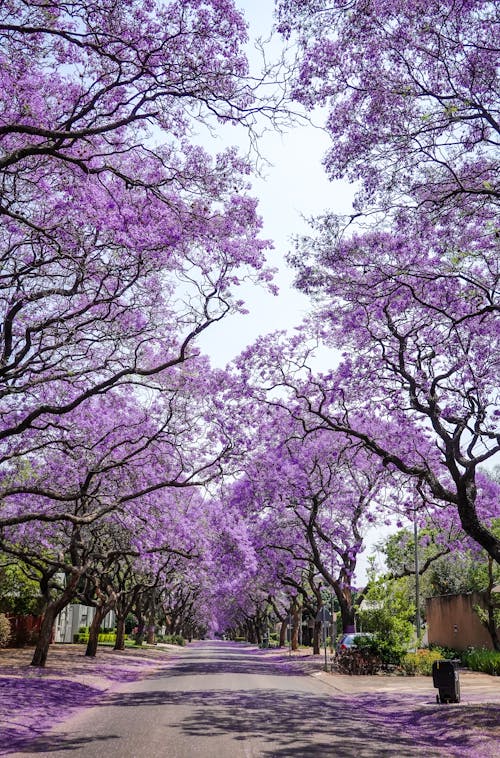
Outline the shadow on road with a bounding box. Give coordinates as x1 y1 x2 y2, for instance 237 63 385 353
0 678 103 754
15 686 498 757
5 643 499 757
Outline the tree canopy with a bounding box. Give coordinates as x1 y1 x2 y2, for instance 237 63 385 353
0 1 498 657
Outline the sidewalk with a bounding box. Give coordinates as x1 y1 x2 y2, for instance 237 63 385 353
265 647 500 702
260 647 500 756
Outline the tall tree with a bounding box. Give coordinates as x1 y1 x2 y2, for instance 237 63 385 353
266 0 500 561
237 329 499 562
0 0 274 518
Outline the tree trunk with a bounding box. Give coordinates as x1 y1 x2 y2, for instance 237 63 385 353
313 621 321 655
31 577 80 667
279 618 287 647
291 607 300 651
86 605 107 657
146 624 155 645
31 604 58 667
133 606 145 645
487 607 500 652
457 480 500 565
114 616 126 651
246 620 256 644
255 622 262 646
166 613 175 635
334 584 356 633
486 558 500 651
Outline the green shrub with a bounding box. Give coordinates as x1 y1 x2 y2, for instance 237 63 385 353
356 578 414 665
163 633 185 646
402 649 443 676
428 644 463 661
75 630 119 644
462 649 500 676
356 632 409 666
98 632 114 643
0 614 11 648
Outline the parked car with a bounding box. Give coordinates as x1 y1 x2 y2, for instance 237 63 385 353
336 632 373 653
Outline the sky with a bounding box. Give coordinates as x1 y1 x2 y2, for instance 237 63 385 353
197 0 355 366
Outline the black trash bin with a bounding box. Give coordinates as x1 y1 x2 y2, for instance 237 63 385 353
432 659 460 704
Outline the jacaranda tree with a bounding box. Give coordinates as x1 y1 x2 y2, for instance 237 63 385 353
0 0 273 523
270 0 499 561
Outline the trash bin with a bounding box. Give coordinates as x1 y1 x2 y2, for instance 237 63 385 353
432 659 460 704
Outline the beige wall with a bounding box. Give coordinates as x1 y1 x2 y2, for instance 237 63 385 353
426 592 498 650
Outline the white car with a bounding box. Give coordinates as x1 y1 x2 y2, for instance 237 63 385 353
336 632 373 652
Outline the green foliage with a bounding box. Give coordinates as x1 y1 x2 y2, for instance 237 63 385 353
75 629 121 644
0 614 11 648
97 633 117 644
0 560 42 615
357 578 414 665
355 633 407 666
428 644 463 660
462 649 500 676
378 523 500 598
162 633 185 646
473 603 500 630
427 645 500 675
428 550 499 596
382 527 450 581
377 519 500 652
402 649 443 676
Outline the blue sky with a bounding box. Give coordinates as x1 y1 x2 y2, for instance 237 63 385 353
197 1 354 367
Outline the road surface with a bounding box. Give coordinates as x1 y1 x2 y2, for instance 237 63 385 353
10 641 497 757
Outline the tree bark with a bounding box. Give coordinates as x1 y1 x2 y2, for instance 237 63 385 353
255 621 262 646
291 606 300 651
133 604 145 645
114 616 126 651
485 558 500 651
85 605 107 657
30 604 57 667
279 618 287 647
246 620 256 644
334 584 356 632
31 575 80 667
487 606 500 652
313 621 321 655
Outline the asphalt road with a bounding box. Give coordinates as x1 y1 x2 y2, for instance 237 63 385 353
9 641 496 758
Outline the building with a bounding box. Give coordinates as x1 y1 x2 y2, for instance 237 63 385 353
54 604 116 643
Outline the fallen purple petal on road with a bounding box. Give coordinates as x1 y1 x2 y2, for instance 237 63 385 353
0 647 174 755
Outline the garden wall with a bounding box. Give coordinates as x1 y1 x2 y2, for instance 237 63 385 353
426 592 498 651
